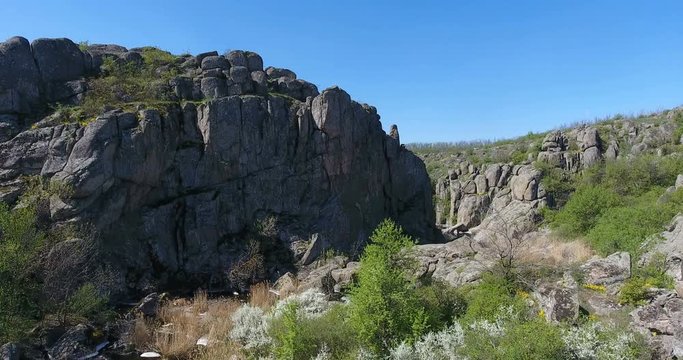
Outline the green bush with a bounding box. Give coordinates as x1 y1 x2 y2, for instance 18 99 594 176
415 279 467 329
65 283 112 323
549 153 683 255
270 303 311 360
461 308 566 360
583 155 683 196
0 179 111 342
495 319 566 360
585 189 683 256
619 253 675 305
269 303 358 359
535 161 576 208
0 203 45 342
549 184 622 237
460 273 525 323
349 219 427 353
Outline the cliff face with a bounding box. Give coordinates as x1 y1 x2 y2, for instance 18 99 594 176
0 36 436 292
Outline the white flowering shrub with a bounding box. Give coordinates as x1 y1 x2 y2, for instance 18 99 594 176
389 322 465 360
271 288 330 318
229 304 271 351
468 305 518 338
355 347 377 360
313 344 332 360
562 322 640 360
414 322 465 359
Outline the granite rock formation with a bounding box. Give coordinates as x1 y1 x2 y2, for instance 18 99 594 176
0 36 436 293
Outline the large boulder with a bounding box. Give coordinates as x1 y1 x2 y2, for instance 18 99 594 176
509 165 540 201
0 36 41 112
48 324 97 360
412 238 489 287
533 273 579 323
581 252 631 286
31 38 86 83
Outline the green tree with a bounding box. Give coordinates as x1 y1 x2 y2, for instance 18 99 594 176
0 203 44 342
349 219 427 353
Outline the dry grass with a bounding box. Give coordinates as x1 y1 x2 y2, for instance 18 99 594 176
130 316 154 349
249 282 277 309
519 230 594 266
192 290 209 315
130 289 244 360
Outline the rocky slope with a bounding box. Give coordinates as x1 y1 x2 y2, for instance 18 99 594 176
0 36 437 294
424 108 683 232
407 109 683 359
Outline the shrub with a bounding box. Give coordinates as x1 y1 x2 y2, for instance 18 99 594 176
535 161 576 208
584 189 682 256
229 304 271 354
460 273 524 323
550 185 622 236
415 280 467 329
461 306 566 360
619 253 675 305
349 219 427 353
79 50 179 119
562 321 646 359
0 203 44 342
271 302 312 360
586 202 665 255
270 303 358 360
64 283 111 322
227 240 265 291
494 319 566 360
271 288 330 319
389 322 465 360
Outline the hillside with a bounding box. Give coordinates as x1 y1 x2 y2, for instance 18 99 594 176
410 109 683 182
1 35 683 360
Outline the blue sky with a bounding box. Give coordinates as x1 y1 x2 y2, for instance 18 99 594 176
2 0 681 143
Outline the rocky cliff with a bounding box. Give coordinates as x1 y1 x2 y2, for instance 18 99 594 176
0 36 436 293
428 109 683 233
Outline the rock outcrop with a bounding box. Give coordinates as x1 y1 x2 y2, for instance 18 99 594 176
434 162 545 231
631 293 683 358
642 214 683 288
535 120 679 173
0 36 437 294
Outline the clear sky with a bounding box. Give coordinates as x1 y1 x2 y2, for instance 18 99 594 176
2 0 681 143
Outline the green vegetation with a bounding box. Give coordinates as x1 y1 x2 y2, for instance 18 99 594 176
0 202 45 342
348 219 428 353
535 160 577 208
459 273 525 322
0 177 111 343
81 50 179 117
269 303 356 359
545 155 683 255
232 219 648 359
672 111 683 145
619 253 675 305
52 47 180 125
78 40 89 52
